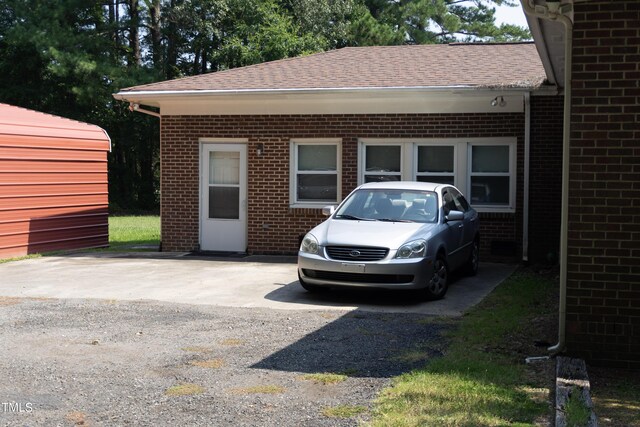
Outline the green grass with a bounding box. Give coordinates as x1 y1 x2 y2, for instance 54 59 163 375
1 216 160 263
108 215 160 249
322 405 367 418
0 253 42 264
368 271 556 427
564 390 591 426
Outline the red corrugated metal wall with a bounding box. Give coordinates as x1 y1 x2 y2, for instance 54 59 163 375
0 105 110 258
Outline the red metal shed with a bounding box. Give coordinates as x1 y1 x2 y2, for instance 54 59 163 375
0 103 111 258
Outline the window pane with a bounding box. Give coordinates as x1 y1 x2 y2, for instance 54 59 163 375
366 146 401 172
470 176 510 205
297 174 337 201
298 145 336 171
209 152 239 185
418 146 454 173
416 175 454 185
209 187 239 219
472 145 509 173
364 174 401 183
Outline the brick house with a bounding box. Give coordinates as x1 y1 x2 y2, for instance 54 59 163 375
114 43 564 263
524 0 639 368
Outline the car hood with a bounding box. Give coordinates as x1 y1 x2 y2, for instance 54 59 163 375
312 218 436 249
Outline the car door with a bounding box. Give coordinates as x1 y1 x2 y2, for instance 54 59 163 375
442 188 466 269
450 187 478 262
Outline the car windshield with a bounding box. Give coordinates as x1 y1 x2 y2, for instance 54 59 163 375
334 189 438 223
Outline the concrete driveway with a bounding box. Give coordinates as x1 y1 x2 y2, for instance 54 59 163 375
0 252 516 316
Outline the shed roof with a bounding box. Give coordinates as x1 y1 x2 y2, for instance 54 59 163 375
119 43 547 95
0 103 111 144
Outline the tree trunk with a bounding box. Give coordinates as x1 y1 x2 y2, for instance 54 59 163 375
148 0 162 72
127 0 141 66
166 0 180 79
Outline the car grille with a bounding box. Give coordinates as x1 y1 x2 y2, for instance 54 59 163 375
325 246 389 261
302 269 413 284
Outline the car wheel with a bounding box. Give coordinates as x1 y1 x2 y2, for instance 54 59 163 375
424 254 448 300
298 273 325 293
465 238 479 276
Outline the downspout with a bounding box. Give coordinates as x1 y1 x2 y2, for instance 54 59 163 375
128 102 161 118
127 101 162 251
523 92 531 262
520 0 573 355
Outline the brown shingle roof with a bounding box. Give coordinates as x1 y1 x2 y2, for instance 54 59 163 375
120 43 546 94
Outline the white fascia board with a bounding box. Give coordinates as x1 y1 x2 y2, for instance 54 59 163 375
114 86 555 116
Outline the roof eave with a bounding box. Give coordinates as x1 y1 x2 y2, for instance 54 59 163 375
114 84 553 101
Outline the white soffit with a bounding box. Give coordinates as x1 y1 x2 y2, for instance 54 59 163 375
118 89 533 115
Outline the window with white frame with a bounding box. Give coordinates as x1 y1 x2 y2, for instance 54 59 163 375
290 139 341 206
359 138 516 212
363 144 402 182
416 145 455 184
469 144 511 206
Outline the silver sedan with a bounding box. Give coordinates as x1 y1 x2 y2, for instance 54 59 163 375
297 181 479 300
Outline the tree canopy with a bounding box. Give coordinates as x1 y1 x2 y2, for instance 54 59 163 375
0 0 530 212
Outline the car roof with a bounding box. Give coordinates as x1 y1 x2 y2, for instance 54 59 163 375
357 181 446 192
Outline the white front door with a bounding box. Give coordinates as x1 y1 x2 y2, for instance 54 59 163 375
200 143 247 252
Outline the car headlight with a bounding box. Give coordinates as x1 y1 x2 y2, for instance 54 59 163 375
395 239 427 259
300 233 319 254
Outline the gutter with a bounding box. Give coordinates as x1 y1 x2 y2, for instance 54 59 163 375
113 85 554 101
128 102 161 118
520 0 573 355
523 92 531 262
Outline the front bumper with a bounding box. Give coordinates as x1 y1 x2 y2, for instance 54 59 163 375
298 251 434 290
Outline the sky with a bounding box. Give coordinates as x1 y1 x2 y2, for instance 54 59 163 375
493 2 529 28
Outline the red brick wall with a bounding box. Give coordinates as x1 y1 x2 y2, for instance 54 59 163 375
160 113 526 257
529 96 564 263
566 0 640 368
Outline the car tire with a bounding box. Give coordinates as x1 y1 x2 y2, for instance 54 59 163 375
298 273 326 293
424 254 449 300
465 238 479 276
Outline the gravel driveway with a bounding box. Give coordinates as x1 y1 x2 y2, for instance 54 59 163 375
0 296 451 426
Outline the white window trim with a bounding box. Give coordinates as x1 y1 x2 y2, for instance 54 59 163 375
467 140 517 213
358 139 407 182
414 141 458 185
358 137 516 213
290 138 342 208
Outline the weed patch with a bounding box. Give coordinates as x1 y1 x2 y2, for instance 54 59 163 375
220 338 245 346
230 385 286 395
322 405 367 418
300 373 348 385
165 383 205 396
564 390 591 426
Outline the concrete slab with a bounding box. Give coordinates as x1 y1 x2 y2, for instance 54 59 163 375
0 252 517 315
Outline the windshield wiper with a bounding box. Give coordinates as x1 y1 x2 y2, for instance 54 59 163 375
376 218 414 223
335 214 374 221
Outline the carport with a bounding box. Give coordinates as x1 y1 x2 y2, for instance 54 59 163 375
0 104 111 258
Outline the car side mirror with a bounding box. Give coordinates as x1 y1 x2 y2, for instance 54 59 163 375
445 210 464 222
322 205 336 216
